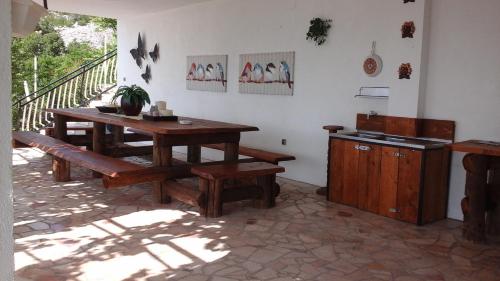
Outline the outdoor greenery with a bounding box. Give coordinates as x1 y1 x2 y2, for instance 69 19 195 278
11 11 117 124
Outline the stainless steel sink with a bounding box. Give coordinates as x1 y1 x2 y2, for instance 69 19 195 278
331 132 449 150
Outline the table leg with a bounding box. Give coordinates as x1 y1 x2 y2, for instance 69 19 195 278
53 114 70 181
92 122 106 178
462 153 489 242
111 125 125 144
486 158 500 235
153 134 172 204
224 142 239 162
187 145 201 163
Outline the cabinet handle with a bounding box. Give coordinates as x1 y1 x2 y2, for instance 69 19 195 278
355 145 372 151
389 208 400 213
393 152 406 158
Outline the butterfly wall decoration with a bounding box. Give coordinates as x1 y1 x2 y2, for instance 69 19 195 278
149 43 160 63
142 65 151 84
130 33 146 68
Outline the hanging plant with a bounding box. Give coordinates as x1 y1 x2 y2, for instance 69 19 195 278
306 18 332 46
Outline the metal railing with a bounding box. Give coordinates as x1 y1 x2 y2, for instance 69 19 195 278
13 49 118 131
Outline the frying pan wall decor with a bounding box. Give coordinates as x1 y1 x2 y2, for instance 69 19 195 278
363 41 383 77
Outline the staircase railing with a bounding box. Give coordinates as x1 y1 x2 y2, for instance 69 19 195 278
12 49 118 131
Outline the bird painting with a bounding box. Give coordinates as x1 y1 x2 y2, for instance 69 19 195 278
240 62 253 83
149 43 159 63
252 63 264 83
215 62 225 86
130 33 146 68
187 63 196 80
196 64 205 81
264 63 277 83
205 64 214 80
141 65 151 83
279 61 292 89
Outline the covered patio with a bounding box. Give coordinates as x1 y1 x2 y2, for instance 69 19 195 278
2 0 500 280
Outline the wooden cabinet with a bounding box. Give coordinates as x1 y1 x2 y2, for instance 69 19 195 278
328 138 450 225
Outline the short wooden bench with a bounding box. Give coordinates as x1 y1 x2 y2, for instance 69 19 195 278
13 131 168 188
191 162 285 217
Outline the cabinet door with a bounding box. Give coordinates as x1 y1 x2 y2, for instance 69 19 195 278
357 143 382 213
328 139 344 203
341 140 360 207
329 139 359 206
397 148 422 224
379 147 400 218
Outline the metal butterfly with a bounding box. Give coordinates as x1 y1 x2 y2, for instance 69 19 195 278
149 43 159 63
130 33 146 68
141 65 151 83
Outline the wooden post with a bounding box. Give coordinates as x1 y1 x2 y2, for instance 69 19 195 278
92 122 106 178
52 157 70 182
53 114 68 141
462 153 489 242
254 175 276 209
224 142 239 162
208 179 223 217
111 125 125 144
486 157 500 235
153 134 172 204
52 114 69 180
199 178 209 216
187 145 201 164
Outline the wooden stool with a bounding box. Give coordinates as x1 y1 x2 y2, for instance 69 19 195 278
191 162 285 217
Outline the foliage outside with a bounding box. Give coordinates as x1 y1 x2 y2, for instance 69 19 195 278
12 12 117 127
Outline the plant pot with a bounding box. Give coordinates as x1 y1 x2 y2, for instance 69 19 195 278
120 99 143 116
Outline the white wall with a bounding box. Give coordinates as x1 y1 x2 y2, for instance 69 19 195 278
117 0 500 220
0 0 14 279
118 0 426 186
424 0 500 219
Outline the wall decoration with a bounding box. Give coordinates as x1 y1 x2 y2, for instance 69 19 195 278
306 18 332 46
401 21 416 38
398 63 412 79
149 43 159 63
363 41 383 77
186 55 227 92
239 52 295 95
142 65 151 83
403 0 415 3
130 33 146 68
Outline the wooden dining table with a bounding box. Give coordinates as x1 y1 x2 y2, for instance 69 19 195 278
46 108 259 203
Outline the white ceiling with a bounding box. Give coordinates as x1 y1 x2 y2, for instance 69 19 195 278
32 0 215 18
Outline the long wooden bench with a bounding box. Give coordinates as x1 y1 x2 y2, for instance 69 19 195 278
191 162 285 217
13 131 168 188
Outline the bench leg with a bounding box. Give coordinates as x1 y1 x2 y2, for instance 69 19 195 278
254 175 276 209
52 156 70 182
208 179 223 218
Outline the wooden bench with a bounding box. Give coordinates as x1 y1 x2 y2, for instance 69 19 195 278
127 128 296 164
191 162 285 217
13 131 168 188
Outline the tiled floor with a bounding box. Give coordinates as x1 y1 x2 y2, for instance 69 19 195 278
13 148 500 281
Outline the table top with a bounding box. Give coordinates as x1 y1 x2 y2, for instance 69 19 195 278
451 140 500 157
48 108 259 135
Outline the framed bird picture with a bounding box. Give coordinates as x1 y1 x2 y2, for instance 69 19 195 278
186 55 228 92
239 51 295 95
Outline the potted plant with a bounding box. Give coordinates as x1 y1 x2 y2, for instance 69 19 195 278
112 85 151 116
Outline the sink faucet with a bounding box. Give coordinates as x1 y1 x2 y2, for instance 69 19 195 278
367 110 378 120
